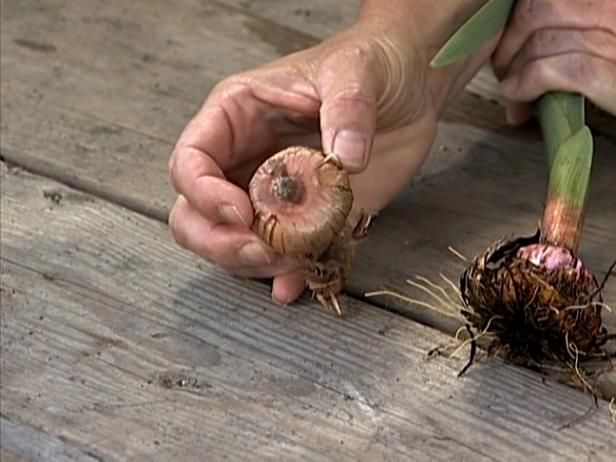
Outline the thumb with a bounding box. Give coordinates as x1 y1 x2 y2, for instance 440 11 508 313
318 55 378 173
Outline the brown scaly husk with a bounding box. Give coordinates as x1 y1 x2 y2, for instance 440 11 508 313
460 230 611 370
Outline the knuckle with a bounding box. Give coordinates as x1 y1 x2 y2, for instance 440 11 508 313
333 85 374 106
528 29 557 56
343 42 372 62
209 77 253 103
565 53 594 84
322 40 375 73
168 150 179 184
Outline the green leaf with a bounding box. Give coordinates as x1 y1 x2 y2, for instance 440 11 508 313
431 0 516 68
548 125 593 209
537 92 585 167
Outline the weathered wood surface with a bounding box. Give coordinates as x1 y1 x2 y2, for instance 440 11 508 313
2 0 615 396
2 164 616 461
0 448 29 462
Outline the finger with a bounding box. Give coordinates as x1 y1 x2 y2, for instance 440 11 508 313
505 100 534 126
492 0 613 78
506 28 616 77
317 44 379 173
500 53 616 115
169 195 297 273
169 105 254 226
220 264 303 280
271 270 306 305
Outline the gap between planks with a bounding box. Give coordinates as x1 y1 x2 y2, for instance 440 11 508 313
2 164 616 461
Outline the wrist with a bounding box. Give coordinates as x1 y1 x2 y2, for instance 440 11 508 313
356 0 499 115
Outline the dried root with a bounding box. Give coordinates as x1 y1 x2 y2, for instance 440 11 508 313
306 212 373 316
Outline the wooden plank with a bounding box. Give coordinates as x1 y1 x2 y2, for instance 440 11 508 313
215 0 359 40
2 164 616 461
1 418 106 462
0 448 30 462
1 0 615 395
0 0 315 141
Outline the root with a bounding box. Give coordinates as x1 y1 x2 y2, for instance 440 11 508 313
448 316 502 376
440 273 465 304
405 278 463 316
427 324 473 359
588 259 616 301
565 333 594 394
562 301 612 313
331 293 342 317
315 292 342 317
427 317 501 377
457 324 477 377
448 246 467 262
367 269 496 377
415 275 463 310
557 394 598 431
364 290 458 318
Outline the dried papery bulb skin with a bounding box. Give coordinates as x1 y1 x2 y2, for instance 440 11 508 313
460 231 608 368
249 146 353 258
305 213 372 316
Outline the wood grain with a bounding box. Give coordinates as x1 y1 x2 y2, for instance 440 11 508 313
2 164 616 461
0 448 30 462
1 418 106 462
2 0 615 397
215 0 359 40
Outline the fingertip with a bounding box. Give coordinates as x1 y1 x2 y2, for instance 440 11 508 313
328 129 371 173
504 100 534 126
319 86 376 174
192 176 254 226
271 271 306 305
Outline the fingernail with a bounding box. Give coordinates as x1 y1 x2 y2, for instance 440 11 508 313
239 242 271 265
332 130 367 171
219 204 247 226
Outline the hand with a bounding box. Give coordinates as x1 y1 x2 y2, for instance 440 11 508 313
168 8 494 305
491 0 616 124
